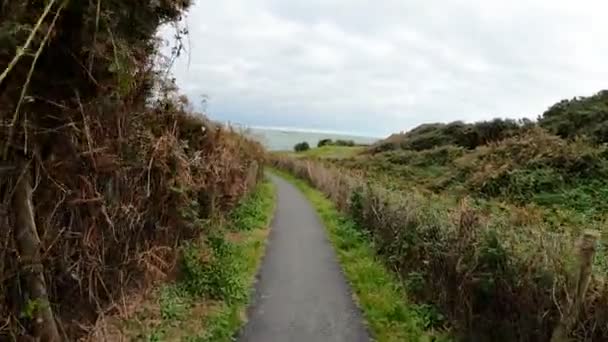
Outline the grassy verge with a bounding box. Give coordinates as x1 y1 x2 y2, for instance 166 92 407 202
272 169 450 342
117 179 276 341
284 145 365 159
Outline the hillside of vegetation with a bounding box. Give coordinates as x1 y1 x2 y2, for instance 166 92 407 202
331 90 608 223
370 90 608 154
0 2 264 340
271 90 608 341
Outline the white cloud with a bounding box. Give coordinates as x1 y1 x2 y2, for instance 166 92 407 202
162 0 608 137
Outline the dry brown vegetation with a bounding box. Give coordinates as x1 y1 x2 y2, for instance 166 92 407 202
1 1 263 340
271 155 608 341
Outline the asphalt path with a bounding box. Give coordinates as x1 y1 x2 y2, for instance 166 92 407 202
238 174 370 342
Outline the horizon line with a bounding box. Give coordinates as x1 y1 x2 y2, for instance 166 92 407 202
227 123 385 138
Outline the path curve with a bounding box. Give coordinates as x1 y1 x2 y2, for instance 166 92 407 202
238 174 370 342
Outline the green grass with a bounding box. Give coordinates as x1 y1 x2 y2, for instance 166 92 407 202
123 179 276 341
272 170 450 342
288 145 366 159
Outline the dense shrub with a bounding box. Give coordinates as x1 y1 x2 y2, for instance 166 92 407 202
471 118 524 147
454 128 608 209
400 123 453 151
369 133 405 153
317 139 356 147
271 155 608 341
539 90 608 143
371 118 532 153
294 141 310 152
318 138 333 147
369 141 400 153
357 123 608 215
386 145 465 167
371 89 608 155
334 139 356 146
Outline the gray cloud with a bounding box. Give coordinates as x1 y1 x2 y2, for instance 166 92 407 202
162 0 608 137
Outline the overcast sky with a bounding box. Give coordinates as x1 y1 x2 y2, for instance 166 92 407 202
163 0 608 137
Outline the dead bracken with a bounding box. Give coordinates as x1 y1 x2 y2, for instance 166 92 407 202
0 1 263 340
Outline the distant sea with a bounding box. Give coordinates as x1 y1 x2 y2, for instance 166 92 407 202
238 126 381 151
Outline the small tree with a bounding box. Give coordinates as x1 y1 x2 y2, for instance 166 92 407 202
294 141 310 152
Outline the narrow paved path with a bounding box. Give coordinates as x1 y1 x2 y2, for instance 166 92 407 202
239 174 370 342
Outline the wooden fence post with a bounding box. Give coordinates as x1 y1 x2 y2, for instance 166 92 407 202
550 230 599 342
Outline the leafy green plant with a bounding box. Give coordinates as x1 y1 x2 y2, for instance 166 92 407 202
20 299 48 320
230 188 268 231
412 304 445 330
181 236 244 302
159 286 189 321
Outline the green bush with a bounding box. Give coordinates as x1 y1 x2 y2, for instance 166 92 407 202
370 141 399 153
373 118 531 152
334 139 356 146
412 145 465 166
373 89 608 151
318 138 333 147
294 141 310 152
539 90 608 143
452 128 608 213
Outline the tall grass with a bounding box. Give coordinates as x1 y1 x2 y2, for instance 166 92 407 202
271 155 608 341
